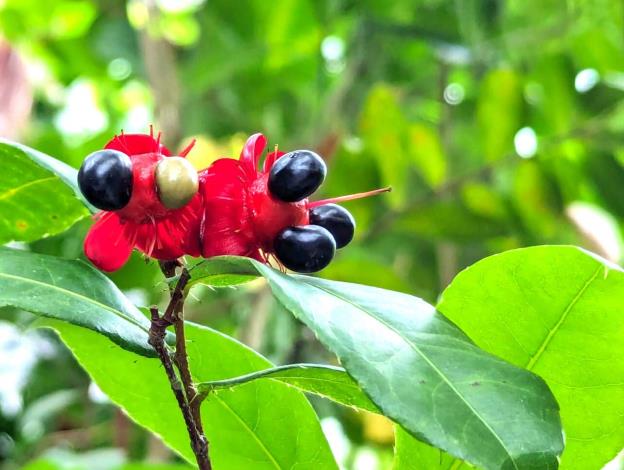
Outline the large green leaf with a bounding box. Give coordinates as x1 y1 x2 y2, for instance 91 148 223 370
0 142 89 244
0 247 154 356
437 246 624 469
188 256 564 469
197 363 379 413
43 319 337 469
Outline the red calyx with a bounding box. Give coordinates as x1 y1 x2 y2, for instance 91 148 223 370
200 134 310 261
83 129 389 272
199 133 388 264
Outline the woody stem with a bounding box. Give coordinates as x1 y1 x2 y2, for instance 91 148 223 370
174 303 204 435
150 263 211 470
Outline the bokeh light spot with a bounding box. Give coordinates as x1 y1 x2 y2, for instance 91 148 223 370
107 58 132 81
575 68 599 93
514 127 538 158
443 83 465 105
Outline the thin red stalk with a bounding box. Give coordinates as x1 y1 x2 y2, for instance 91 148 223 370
308 187 391 209
179 138 197 157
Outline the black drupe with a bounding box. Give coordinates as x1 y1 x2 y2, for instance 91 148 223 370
268 150 327 202
274 225 336 273
78 149 133 211
309 204 355 249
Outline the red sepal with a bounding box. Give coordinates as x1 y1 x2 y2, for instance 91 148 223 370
239 133 266 179
200 159 259 259
84 213 134 272
105 133 171 156
199 134 308 260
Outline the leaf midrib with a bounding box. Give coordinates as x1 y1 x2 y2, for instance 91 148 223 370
297 278 518 470
525 264 602 371
272 375 359 389
0 271 150 335
446 257 607 470
0 176 58 202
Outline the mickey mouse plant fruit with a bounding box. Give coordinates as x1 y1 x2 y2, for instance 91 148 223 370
78 130 389 272
77 131 202 272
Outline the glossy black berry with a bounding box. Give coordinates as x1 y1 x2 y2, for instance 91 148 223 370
78 149 133 211
268 150 327 202
274 225 336 273
309 204 355 249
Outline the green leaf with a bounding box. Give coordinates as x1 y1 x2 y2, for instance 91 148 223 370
395 201 508 241
393 426 454 470
43 320 337 469
437 246 624 469
197 363 379 413
185 258 259 288
0 140 81 195
461 182 508 221
359 84 409 208
512 161 560 238
120 465 193 470
263 0 319 70
188 256 564 469
0 247 154 356
0 142 89 244
407 123 446 188
476 69 523 161
21 448 125 470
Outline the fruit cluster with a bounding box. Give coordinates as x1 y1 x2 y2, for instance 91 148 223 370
77 131 387 273
271 152 370 271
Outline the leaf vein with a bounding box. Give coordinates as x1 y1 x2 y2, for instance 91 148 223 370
212 395 282 469
0 271 149 334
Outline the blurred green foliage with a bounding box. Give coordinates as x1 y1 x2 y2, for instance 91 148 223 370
1 0 624 468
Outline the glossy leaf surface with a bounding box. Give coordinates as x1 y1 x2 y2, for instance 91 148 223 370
0 142 89 244
44 320 337 469
438 246 624 469
0 247 153 355
189 256 565 469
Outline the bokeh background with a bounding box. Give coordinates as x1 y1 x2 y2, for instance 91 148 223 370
1 0 624 469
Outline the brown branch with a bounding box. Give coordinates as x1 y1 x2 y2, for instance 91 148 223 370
140 0 182 148
149 267 211 470
158 258 205 431
173 303 204 435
